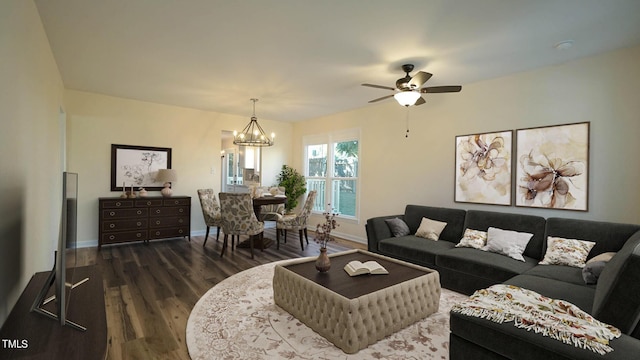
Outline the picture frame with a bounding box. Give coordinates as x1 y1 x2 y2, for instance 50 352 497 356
110 144 172 191
454 130 513 206
515 122 589 211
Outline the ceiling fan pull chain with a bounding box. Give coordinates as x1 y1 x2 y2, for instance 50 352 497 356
405 107 410 138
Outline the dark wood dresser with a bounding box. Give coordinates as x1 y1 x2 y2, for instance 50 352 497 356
98 196 190 248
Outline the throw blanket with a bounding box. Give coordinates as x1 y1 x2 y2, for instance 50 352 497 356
451 284 621 355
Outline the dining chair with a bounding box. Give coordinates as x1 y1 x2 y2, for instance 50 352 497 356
259 186 286 222
276 190 317 250
197 189 223 248
218 192 264 259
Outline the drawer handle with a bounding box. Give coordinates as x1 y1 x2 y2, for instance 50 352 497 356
156 209 161 214
137 210 142 215
137 233 142 238
155 231 161 236
137 222 142 226
110 211 115 216
109 224 115 228
174 200 179 205
156 220 161 225
178 219 183 223
116 202 121 207
179 208 184 213
178 229 183 234
109 235 115 240
147 201 152 206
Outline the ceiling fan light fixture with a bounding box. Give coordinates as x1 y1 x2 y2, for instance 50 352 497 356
233 98 274 147
394 91 421 106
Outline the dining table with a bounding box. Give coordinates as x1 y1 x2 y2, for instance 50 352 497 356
236 195 287 250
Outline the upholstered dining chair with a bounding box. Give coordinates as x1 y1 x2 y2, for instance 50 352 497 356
218 192 264 259
259 186 286 223
276 190 317 250
197 189 223 248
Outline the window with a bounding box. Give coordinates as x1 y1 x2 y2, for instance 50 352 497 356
304 130 359 219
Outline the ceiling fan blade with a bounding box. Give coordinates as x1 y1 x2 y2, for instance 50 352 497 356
414 96 426 106
368 94 394 103
408 71 432 89
421 85 462 93
361 83 395 91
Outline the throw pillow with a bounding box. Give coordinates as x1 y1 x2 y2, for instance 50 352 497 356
384 218 410 237
582 252 616 284
539 237 596 268
415 217 447 241
482 227 533 262
455 229 487 249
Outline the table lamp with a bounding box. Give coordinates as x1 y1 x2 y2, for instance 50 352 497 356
156 169 177 197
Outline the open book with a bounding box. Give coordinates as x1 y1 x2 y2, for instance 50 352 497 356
344 260 389 276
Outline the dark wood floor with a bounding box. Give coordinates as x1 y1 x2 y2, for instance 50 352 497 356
75 228 363 360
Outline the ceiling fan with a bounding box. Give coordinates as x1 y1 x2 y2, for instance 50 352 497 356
362 64 462 106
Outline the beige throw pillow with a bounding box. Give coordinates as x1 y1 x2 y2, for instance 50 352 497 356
539 236 596 268
415 217 447 241
456 229 487 249
482 227 533 262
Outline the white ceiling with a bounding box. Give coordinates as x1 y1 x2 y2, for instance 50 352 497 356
35 0 640 122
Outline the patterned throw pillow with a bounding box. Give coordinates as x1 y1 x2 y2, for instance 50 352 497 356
539 236 596 268
482 227 533 262
456 229 488 249
415 217 447 241
384 217 410 237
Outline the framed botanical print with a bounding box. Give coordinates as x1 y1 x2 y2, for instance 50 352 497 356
455 130 513 206
515 122 589 211
111 144 172 191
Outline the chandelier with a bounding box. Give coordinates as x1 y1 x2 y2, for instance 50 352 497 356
233 98 274 147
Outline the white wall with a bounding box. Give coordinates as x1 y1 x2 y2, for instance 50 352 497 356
0 0 65 324
294 45 640 242
65 90 292 245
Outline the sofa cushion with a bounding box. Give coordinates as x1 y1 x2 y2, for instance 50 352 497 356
415 217 447 240
592 230 640 336
482 227 533 262
464 210 546 260
378 235 455 266
524 265 594 288
505 274 596 312
403 205 466 243
437 248 537 283
384 217 410 237
539 237 596 268
455 228 487 249
545 218 640 258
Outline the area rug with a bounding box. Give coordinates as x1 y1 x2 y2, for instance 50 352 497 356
186 258 467 359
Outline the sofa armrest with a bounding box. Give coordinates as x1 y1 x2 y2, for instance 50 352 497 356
365 215 403 252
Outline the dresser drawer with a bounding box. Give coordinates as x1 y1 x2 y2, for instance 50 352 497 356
135 199 163 207
102 218 148 232
101 199 134 209
163 198 190 206
102 208 148 219
150 206 189 217
149 216 189 229
101 230 148 244
149 227 189 239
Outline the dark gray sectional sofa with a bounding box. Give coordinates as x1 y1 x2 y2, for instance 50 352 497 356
366 205 640 359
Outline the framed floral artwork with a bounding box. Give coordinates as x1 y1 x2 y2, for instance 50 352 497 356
110 144 172 191
515 122 589 211
455 130 513 206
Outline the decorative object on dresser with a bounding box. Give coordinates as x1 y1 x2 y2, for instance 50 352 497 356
156 168 178 197
98 196 190 249
110 144 172 192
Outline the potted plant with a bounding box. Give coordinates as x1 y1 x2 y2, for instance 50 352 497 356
276 165 307 213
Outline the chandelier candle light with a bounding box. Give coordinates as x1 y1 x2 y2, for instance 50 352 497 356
233 98 275 147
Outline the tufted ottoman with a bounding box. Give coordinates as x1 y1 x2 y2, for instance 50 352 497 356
273 249 441 354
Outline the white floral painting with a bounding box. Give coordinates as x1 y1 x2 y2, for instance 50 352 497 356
515 122 589 211
111 144 172 191
455 130 512 206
